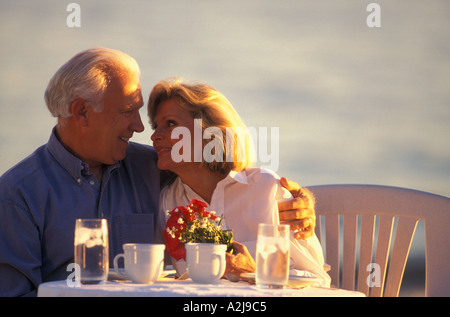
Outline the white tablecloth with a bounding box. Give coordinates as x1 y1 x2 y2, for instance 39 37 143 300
38 278 364 297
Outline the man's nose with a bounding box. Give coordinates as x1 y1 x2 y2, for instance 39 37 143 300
132 111 145 133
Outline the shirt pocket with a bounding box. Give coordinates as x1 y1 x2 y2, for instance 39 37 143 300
111 214 155 255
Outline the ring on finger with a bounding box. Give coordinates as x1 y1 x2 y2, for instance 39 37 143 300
304 217 311 228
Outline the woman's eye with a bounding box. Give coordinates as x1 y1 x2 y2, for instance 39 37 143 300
152 119 178 130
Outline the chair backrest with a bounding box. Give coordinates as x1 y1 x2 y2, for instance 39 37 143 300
307 184 450 297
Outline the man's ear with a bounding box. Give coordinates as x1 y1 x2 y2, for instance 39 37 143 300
70 99 89 126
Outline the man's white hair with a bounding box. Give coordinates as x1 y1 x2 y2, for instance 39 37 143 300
44 47 140 119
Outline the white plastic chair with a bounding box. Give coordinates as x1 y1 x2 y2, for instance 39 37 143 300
307 184 450 297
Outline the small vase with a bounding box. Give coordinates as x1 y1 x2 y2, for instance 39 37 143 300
185 243 227 284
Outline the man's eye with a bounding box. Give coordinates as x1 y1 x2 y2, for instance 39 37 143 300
122 108 135 115
167 120 177 127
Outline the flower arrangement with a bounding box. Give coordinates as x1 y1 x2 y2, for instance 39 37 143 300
164 199 234 261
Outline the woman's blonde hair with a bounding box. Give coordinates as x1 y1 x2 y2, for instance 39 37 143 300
148 78 254 174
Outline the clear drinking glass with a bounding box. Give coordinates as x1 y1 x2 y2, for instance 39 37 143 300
74 219 109 284
256 223 290 289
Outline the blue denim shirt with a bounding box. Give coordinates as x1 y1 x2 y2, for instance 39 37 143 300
0 128 161 296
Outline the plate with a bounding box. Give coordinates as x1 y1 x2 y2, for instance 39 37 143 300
107 269 176 282
288 275 319 288
240 273 319 288
108 268 129 281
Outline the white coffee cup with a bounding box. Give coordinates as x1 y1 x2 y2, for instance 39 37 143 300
186 243 226 284
113 243 165 284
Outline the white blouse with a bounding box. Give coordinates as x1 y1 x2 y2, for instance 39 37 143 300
157 167 331 287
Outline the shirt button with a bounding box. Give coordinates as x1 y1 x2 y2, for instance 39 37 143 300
77 178 81 184
89 181 95 186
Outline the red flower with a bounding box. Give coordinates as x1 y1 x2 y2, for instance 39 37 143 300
163 206 187 261
163 229 185 261
189 199 217 220
163 199 231 261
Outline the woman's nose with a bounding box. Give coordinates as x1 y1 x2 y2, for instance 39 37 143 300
151 127 161 142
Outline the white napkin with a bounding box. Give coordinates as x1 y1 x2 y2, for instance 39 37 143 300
289 269 317 278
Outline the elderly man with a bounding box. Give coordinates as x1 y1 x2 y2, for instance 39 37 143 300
0 47 317 296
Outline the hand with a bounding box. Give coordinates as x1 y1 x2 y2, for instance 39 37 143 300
278 177 316 240
224 242 255 283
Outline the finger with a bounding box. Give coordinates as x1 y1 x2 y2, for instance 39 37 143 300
278 197 310 212
225 243 256 280
280 177 300 194
281 177 312 199
225 253 232 264
281 218 314 231
279 210 305 221
279 208 314 221
280 177 308 198
294 227 314 240
231 241 248 255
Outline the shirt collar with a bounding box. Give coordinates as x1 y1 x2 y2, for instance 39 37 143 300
225 169 248 185
177 169 249 209
47 126 120 182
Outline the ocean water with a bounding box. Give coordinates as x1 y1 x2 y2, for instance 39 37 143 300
1 1 449 296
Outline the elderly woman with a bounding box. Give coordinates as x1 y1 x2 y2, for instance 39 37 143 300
148 78 330 287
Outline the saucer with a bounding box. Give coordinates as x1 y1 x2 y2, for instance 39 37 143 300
240 272 319 288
